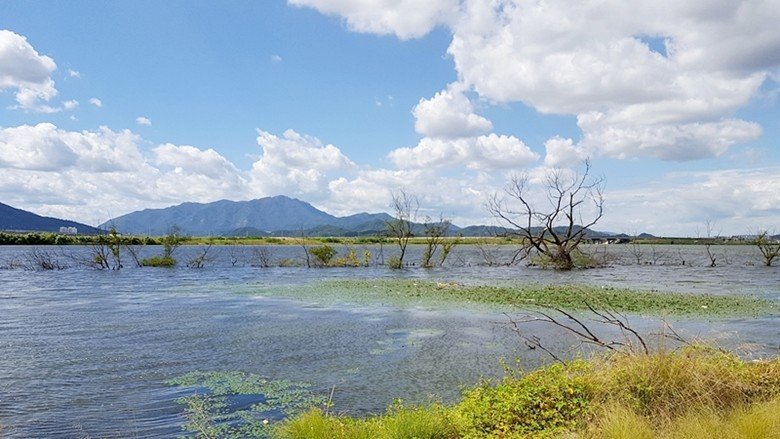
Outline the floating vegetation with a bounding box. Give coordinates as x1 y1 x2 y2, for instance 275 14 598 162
166 371 326 438
253 279 776 317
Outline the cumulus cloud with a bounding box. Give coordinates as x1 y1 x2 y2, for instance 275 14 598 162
288 0 458 40
323 167 493 224
543 136 589 167
0 29 59 112
63 100 78 110
389 134 538 171
295 1 779 162
0 123 247 225
390 82 538 171
412 82 492 138
67 69 80 78
249 128 355 197
136 116 152 126
88 97 103 107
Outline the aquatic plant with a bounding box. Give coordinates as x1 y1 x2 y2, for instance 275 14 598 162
166 371 326 438
270 279 776 317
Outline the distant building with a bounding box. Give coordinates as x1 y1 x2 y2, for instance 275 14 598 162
59 226 78 235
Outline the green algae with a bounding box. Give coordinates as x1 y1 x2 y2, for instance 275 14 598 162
166 371 326 438
251 279 775 318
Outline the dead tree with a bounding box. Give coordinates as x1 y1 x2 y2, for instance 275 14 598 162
504 303 690 364
700 220 719 267
487 160 604 270
386 190 418 268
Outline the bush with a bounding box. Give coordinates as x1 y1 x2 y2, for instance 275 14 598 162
275 347 780 439
456 360 592 437
309 245 337 267
387 256 403 269
140 255 176 267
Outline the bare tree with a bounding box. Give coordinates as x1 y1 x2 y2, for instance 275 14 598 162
298 227 311 268
251 247 273 268
386 190 419 268
187 245 213 268
487 160 604 270
755 230 780 266
700 220 719 267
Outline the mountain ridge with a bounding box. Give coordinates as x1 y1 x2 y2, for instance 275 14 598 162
0 202 102 234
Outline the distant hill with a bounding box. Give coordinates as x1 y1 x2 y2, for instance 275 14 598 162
103 196 395 236
102 195 638 238
0 202 102 234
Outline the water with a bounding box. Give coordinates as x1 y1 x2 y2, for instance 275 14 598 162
0 244 778 437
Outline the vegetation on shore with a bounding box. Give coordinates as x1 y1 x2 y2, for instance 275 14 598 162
168 347 780 438
0 230 768 247
275 347 780 439
255 280 775 317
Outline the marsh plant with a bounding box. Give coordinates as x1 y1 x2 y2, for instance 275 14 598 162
755 230 780 266
21 247 67 271
166 371 325 438
141 226 184 267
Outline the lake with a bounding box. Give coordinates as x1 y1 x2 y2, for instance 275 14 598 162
0 244 778 437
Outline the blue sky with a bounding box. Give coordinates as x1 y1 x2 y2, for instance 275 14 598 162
1 0 779 235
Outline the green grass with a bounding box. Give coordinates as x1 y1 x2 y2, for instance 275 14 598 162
255 279 775 317
273 347 780 439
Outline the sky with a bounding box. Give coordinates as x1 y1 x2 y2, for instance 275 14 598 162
1 0 779 236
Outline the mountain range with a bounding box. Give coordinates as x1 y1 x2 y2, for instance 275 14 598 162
2 196 633 238
0 202 102 234
101 196 397 236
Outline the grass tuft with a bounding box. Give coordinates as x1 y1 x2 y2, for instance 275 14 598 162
273 347 780 439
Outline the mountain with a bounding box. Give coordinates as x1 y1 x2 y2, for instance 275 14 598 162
0 202 102 234
102 196 394 236
103 196 639 238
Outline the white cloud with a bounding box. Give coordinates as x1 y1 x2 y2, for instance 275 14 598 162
288 0 458 40
67 69 80 78
63 99 78 110
0 123 248 225
249 128 356 197
295 1 780 162
136 116 152 126
603 167 780 236
412 82 492 138
271 54 283 63
153 144 243 181
577 114 762 161
1 122 778 234
389 134 538 171
543 136 589 167
0 29 59 112
323 167 492 224
390 82 538 171
88 97 103 108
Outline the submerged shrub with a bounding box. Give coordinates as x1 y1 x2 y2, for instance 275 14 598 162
387 256 403 269
140 255 176 267
309 245 337 267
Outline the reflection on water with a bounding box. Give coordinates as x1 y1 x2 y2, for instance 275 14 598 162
0 244 777 437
